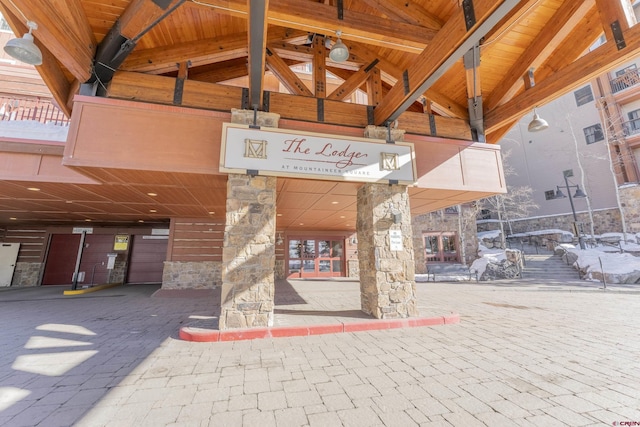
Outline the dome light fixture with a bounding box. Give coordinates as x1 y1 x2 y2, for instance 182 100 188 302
4 21 43 66
329 30 349 62
527 107 549 132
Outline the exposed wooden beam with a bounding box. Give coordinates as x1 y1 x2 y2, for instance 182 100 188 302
485 23 640 133
359 0 443 29
373 0 521 126
92 0 187 84
0 0 95 82
595 0 632 43
188 58 250 83
118 0 185 40
366 67 382 106
346 43 469 119
265 48 313 96
0 4 73 117
192 0 434 52
525 7 601 92
248 0 269 108
106 71 472 139
327 60 378 101
484 0 596 111
123 28 304 74
312 36 327 98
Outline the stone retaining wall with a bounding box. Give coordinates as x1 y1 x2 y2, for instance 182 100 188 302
10 262 43 287
162 261 221 289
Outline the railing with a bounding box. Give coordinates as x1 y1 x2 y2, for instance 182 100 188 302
610 68 640 94
0 96 69 126
622 118 640 137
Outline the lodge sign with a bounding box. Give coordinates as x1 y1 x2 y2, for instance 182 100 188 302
220 123 416 184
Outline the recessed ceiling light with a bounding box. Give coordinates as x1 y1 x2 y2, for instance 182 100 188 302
299 222 304 225
149 209 157 213
331 201 339 205
9 217 17 220
138 220 144 223
147 192 157 197
65 200 73 204
208 211 215 215
85 219 92 222
340 216 345 219
277 213 283 217
27 187 40 191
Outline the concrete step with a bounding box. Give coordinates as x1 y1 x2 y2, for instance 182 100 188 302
520 254 579 280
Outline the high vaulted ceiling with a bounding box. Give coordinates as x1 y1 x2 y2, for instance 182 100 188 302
0 0 639 229
0 0 638 142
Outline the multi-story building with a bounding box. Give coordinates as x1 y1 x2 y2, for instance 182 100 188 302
0 1 637 329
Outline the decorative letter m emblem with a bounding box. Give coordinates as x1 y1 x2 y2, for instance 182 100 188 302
244 139 267 159
380 152 400 171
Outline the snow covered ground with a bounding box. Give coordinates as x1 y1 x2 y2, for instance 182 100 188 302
418 229 640 284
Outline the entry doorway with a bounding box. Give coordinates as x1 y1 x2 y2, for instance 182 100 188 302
424 232 460 263
287 237 344 278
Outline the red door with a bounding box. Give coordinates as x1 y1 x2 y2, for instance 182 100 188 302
286 237 344 278
42 234 81 285
126 235 167 284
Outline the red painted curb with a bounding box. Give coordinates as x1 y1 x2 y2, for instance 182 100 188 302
179 314 459 342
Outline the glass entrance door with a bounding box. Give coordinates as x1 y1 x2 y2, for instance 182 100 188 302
424 232 459 263
287 237 344 277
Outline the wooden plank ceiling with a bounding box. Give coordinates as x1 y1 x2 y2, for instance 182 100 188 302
0 0 638 229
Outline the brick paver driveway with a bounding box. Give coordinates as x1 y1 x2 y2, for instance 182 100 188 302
0 280 638 426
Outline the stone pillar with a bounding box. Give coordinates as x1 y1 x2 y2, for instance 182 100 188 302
357 125 418 319
219 109 280 330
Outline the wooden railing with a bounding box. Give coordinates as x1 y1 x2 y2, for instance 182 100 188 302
0 96 69 126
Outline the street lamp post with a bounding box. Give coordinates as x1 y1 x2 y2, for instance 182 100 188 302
545 169 587 250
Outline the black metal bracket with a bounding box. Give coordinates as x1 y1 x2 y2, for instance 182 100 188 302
317 98 325 122
611 20 626 50
462 0 476 31
249 105 260 129
247 169 259 177
402 70 410 95
388 179 399 186
263 91 270 112
386 122 395 144
241 88 250 109
367 106 375 125
428 114 436 136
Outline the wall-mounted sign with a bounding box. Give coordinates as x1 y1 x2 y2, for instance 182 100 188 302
72 227 93 234
114 234 129 251
220 123 417 184
389 229 403 251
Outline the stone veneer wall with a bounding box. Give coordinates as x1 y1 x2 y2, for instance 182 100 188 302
357 183 418 319
219 109 280 330
220 174 277 329
10 262 43 287
412 207 479 272
620 185 640 233
479 207 623 236
162 261 221 289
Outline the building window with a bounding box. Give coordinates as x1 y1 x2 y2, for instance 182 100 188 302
628 109 640 135
0 16 11 32
574 85 594 106
583 124 604 144
424 232 459 263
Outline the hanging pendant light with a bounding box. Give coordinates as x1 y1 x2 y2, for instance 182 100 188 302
4 21 43 66
528 107 549 132
329 30 349 62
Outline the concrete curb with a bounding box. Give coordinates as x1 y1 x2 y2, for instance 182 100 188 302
179 313 460 342
63 283 121 296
